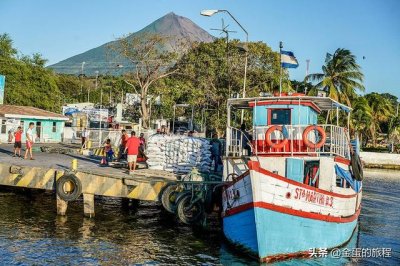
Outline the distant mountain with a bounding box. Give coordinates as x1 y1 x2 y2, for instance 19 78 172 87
48 12 214 76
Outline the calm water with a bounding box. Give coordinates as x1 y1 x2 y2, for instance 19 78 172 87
0 170 399 265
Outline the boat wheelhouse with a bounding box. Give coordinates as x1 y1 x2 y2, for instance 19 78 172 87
222 94 363 262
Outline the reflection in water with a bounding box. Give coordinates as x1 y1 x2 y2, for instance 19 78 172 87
0 170 399 265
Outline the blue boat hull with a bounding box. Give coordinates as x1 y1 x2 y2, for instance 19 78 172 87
223 206 358 261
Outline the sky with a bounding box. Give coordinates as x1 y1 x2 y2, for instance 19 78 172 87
1 0 399 98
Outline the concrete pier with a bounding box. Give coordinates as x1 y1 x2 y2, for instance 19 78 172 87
0 144 176 216
361 152 400 170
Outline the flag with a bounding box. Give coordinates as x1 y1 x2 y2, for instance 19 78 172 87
281 50 299 68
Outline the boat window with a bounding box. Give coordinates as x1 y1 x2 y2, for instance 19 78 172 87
303 161 320 188
269 109 291 125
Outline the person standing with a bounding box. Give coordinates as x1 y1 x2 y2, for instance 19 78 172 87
104 138 114 165
24 122 35 160
139 133 147 159
81 127 89 149
13 126 22 157
124 131 140 172
118 129 128 161
210 134 222 172
240 123 252 156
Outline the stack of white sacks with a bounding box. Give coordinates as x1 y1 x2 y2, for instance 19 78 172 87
146 134 212 174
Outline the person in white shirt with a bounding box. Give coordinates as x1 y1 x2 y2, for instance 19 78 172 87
82 128 89 148
24 122 35 160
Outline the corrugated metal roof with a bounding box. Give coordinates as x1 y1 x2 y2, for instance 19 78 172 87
228 96 352 112
0 105 67 120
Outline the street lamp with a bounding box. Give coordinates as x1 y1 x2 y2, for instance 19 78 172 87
201 9 249 123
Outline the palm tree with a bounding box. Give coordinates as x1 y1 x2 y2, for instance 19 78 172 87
365 93 394 146
306 48 364 106
351 96 373 146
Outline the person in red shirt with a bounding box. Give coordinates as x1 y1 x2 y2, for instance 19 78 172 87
118 129 128 161
13 126 22 157
124 131 140 172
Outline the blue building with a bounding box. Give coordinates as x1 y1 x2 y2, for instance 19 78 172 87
0 105 68 143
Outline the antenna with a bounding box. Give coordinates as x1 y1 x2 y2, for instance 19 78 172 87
210 18 237 40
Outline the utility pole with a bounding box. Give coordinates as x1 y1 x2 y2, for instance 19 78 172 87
80 62 85 101
95 71 103 145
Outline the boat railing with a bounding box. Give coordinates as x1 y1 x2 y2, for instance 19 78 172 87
226 124 351 159
225 127 254 157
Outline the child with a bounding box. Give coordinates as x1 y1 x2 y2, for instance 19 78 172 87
104 139 114 165
13 126 22 157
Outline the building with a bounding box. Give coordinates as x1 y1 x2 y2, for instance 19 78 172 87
0 105 68 143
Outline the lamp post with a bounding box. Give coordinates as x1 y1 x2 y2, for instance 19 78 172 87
94 71 103 145
201 9 248 124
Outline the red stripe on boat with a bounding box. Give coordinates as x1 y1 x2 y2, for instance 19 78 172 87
334 156 351 165
246 161 358 199
248 100 322 113
223 201 361 223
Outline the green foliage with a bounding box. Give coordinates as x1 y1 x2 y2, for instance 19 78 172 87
351 92 397 147
108 33 180 128
306 48 364 106
0 34 17 58
1 32 398 147
167 38 284 134
0 57 62 112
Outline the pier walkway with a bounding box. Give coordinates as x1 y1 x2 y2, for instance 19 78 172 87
0 144 176 217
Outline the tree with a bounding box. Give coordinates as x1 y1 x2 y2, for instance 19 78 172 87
109 33 180 128
20 53 48 67
0 33 17 58
365 93 394 146
0 33 62 111
306 48 364 106
291 80 313 94
170 39 283 135
351 96 373 146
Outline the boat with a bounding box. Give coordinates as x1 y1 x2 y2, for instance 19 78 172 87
222 93 363 262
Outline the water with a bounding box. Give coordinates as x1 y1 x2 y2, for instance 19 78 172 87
0 170 399 265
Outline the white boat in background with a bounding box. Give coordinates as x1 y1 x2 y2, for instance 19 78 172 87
222 93 363 262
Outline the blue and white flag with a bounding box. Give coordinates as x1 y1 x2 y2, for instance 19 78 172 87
281 50 299 68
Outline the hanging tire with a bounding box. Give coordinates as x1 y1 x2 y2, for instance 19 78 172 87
161 183 179 213
56 174 82 201
351 153 364 181
176 194 204 225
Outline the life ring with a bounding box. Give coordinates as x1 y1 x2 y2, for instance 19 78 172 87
303 125 326 149
56 174 82 201
351 153 364 181
265 125 289 149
